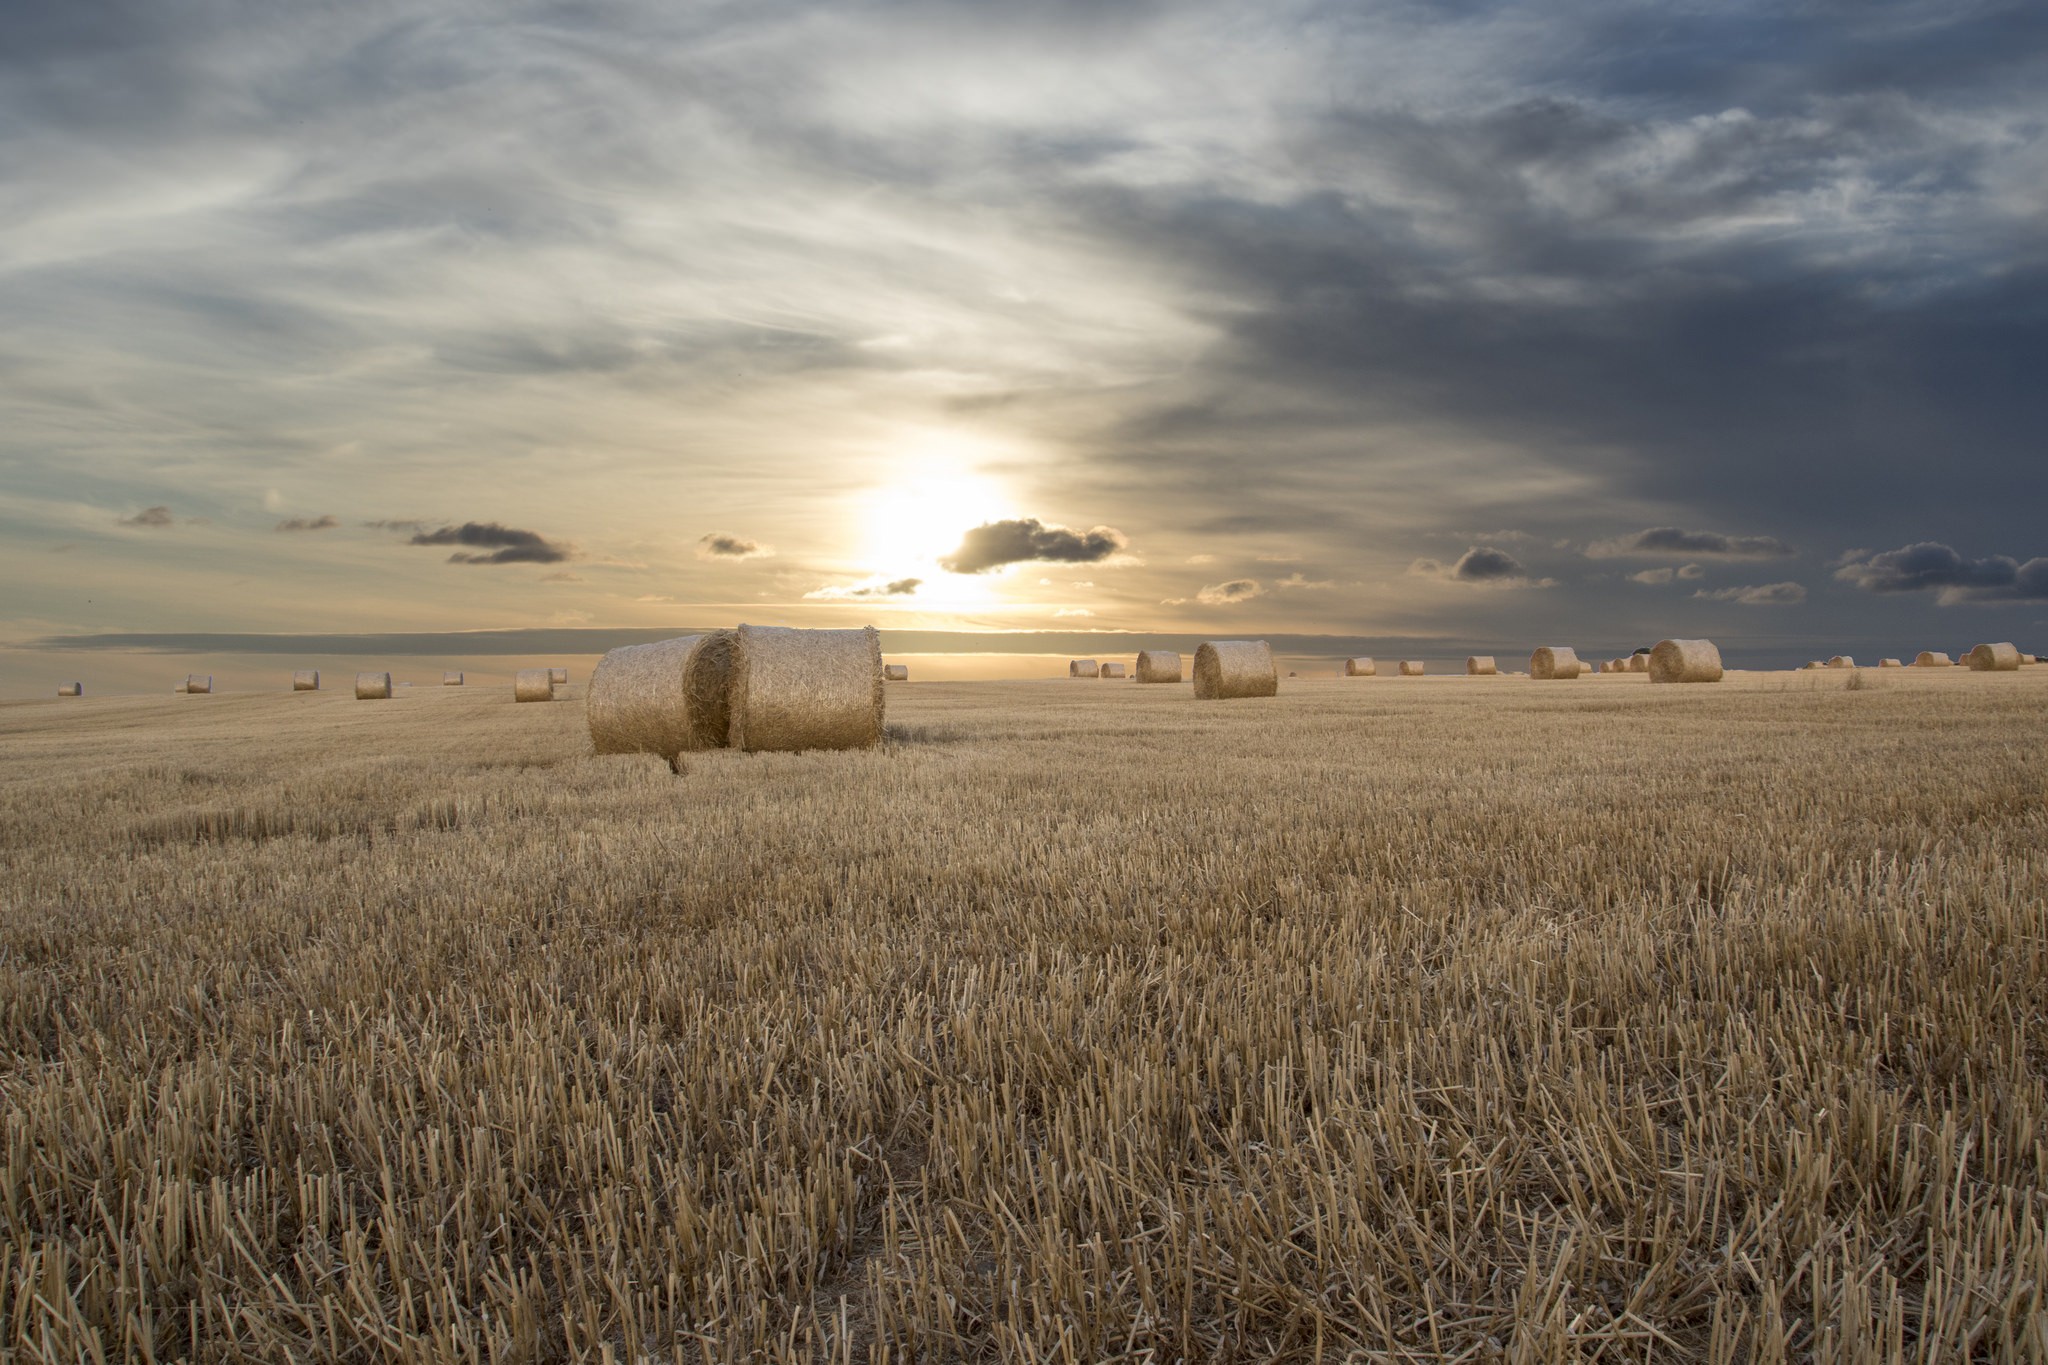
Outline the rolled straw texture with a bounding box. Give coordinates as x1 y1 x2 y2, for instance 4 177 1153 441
1529 647 1582 680
443 671 464 686
587 632 735 757
1192 640 1278 700
355 672 392 700
548 667 569 686
882 664 909 682
1343 657 1375 677
1069 659 1100 678
1880 658 1903 668
514 669 557 702
184 675 213 694
1968 642 2021 672
1136 650 1182 683
727 624 883 752
1466 656 1497 675
1101 661 1127 679
1649 638 1723 684
292 670 319 691
1827 656 1856 669
57 682 81 697
1399 660 1426 677
1628 653 1650 673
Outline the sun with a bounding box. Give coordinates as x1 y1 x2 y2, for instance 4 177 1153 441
860 471 1013 576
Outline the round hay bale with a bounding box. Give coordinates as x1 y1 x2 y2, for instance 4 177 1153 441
1343 657 1375 677
1192 640 1278 699
57 682 82 697
2024 654 2039 665
588 632 736 757
1827 655 1856 669
514 668 557 702
1101 661 1127 679
882 664 909 682
292 670 320 691
443 671 464 686
1398 660 1425 676
184 675 213 694
547 667 569 686
1529 647 1582 680
1466 656 1497 675
728 623 884 752
355 672 392 700
1968 641 2021 672
1628 653 1650 673
1136 650 1182 683
1069 659 1100 678
1879 658 1903 668
1649 638 1722 684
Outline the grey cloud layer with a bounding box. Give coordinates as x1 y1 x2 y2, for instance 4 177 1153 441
940 520 1126 574
1589 528 1794 560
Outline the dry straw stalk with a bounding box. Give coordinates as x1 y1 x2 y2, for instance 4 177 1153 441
1466 656 1497 676
1192 640 1278 699
588 633 735 757
1343 657 1375 677
514 669 557 703
1069 659 1101 678
883 665 909 682
1968 642 2021 672
728 623 884 752
1529 647 1582 680
292 670 320 691
1136 650 1182 684
355 672 393 700
1649 638 1723 684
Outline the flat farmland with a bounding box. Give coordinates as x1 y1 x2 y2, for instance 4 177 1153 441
3 669 2046 1361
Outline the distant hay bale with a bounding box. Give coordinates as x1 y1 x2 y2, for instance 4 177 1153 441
1466 656 1497 675
548 667 568 686
1343 657 1375 677
882 664 909 682
1827 655 1856 669
57 682 81 697
443 671 464 686
1069 659 1100 678
183 675 213 694
1136 650 1182 683
292 670 319 691
587 632 735 757
1649 638 1723 684
2025 654 2039 665
1912 652 1950 667
1968 641 2021 672
1193 640 1278 699
1802 661 1825 670
355 672 392 700
1399 660 1425 676
728 623 884 752
1628 653 1650 673
1879 658 1902 668
1101 661 1127 679
1529 647 1582 680
514 668 557 702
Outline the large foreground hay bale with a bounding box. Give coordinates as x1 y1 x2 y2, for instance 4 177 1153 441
355 672 392 700
1193 640 1277 699
1529 647 1582 680
1100 661 1127 679
1968 641 2021 672
443 671 464 686
1069 659 1100 678
587 632 735 757
1466 656 1497 675
292 670 319 691
1827 655 1856 669
1136 650 1182 683
882 664 909 682
57 682 81 697
729 623 884 752
1398 660 1425 676
548 667 569 686
1649 638 1723 684
183 675 213 694
514 668 557 702
1343 657 1375 677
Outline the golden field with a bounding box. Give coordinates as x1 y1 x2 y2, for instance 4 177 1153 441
3 668 2046 1362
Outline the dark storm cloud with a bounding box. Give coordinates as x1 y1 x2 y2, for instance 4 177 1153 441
1410 546 1549 588
274 515 339 532
408 522 572 566
117 506 175 528
1833 542 2048 603
1588 528 1794 560
696 532 770 560
940 519 1125 574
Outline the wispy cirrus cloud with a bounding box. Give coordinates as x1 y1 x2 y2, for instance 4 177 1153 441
804 576 922 600
1693 581 1807 606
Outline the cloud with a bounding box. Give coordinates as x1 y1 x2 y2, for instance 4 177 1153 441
1678 563 1705 580
697 532 771 560
364 519 427 533
1273 571 1334 590
1832 542 2048 604
804 576 922 600
1588 528 1795 560
539 570 583 583
939 518 1126 573
1052 607 1093 618
117 506 175 529
1196 578 1264 605
407 522 572 565
1410 546 1553 588
1628 567 1674 585
1185 554 1217 566
273 515 339 532
1693 581 1808 606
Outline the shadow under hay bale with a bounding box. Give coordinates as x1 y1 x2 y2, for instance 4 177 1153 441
1649 638 1723 684
355 672 392 700
587 633 735 758
1968 642 2021 672
729 623 884 752
1344 657 1375 677
514 669 557 702
292 670 319 691
1466 656 1497 676
1193 640 1277 699
1136 650 1182 683
1529 647 1581 680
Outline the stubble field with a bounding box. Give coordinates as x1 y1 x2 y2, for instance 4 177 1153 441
3 668 2046 1362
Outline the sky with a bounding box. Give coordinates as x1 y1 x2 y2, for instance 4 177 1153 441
5 0 2047 685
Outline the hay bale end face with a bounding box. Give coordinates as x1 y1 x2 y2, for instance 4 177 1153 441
1399 660 1426 676
355 672 392 700
292 670 320 691
443 671 464 686
1968 642 2021 672
1343 657 1375 677
57 682 82 697
1192 640 1278 700
882 664 909 682
1529 647 1582 680
1101 661 1127 679
1069 659 1101 678
1136 650 1182 683
1466 656 1498 675
728 623 884 752
1649 638 1723 684
588 632 735 757
514 668 557 702
183 675 213 694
